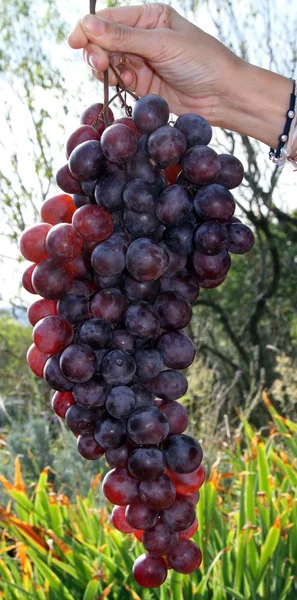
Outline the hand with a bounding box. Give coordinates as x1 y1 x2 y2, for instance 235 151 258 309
68 3 242 126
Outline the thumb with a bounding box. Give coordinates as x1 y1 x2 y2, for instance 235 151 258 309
81 14 159 59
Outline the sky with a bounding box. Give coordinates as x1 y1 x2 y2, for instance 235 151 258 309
0 0 296 309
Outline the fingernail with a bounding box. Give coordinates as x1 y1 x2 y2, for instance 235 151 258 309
82 14 105 35
88 54 98 70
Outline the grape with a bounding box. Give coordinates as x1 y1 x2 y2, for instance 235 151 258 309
156 185 192 225
124 208 160 238
162 434 203 474
45 224 83 263
167 539 202 573
160 271 199 304
73 194 93 208
78 318 112 349
19 223 52 263
111 329 135 353
43 352 74 391
125 151 159 184
57 294 89 325
66 125 101 159
125 500 158 530
106 442 131 469
128 447 166 481
32 258 72 299
194 221 228 255
164 163 182 184
157 401 189 435
56 164 82 194
187 491 200 506
182 146 221 185
123 275 160 303
101 124 137 162
102 468 139 505
72 205 113 242
134 529 144 541
80 103 114 127
123 179 156 213
124 302 160 339
22 264 37 294
126 238 169 282
91 289 128 325
227 223 255 254
131 384 154 409
26 344 51 378
51 391 76 418
94 416 127 450
175 113 212 147
216 153 244 189
94 348 109 373
60 344 96 383
167 464 206 495
81 179 98 198
66 255 92 280
111 505 136 534
160 494 196 532
159 243 187 276
151 370 188 401
77 434 105 460
27 299 57 326
157 331 195 370
94 273 123 291
95 171 126 212
194 184 235 222
133 554 167 588
101 350 136 386
73 374 109 408
41 194 76 225
137 134 149 154
134 348 163 379
198 275 227 289
127 407 169 445
142 521 178 556
33 315 73 355
139 474 176 510
65 404 100 435
69 140 105 181
106 386 136 419
179 517 198 539
91 233 127 277
193 249 231 280
154 291 192 330
148 126 187 167
114 116 142 138
132 94 169 134
164 222 195 255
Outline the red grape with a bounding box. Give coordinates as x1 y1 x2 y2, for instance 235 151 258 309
72 205 114 242
27 299 58 326
157 400 189 435
66 125 101 158
102 468 139 505
167 464 206 495
167 538 202 573
132 554 168 588
80 103 114 127
33 315 74 354
101 124 138 163
22 264 37 294
51 391 76 418
111 505 136 534
40 194 76 225
26 344 51 378
20 223 52 263
179 517 198 539
32 258 72 299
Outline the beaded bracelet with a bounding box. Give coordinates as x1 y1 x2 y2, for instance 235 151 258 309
269 78 296 167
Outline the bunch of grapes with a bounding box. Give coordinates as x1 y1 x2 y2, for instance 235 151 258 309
21 92 254 588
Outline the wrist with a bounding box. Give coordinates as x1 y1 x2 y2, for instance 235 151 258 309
213 61 293 149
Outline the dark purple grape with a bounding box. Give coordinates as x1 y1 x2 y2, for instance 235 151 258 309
73 193 93 208
151 370 188 401
134 348 163 380
160 495 196 532
125 500 158 530
168 538 202 573
67 254 92 281
94 416 127 450
60 344 96 383
91 289 128 325
124 208 160 238
198 275 226 289
101 350 136 386
227 223 255 254
65 404 101 435
123 275 160 303
112 329 135 353
93 273 123 290
127 407 169 445
139 474 176 510
73 374 109 408
123 179 156 213
81 179 98 198
78 318 113 349
157 331 195 370
163 222 195 255
103 468 139 506
126 239 169 282
216 153 244 189
56 164 82 194
125 151 160 184
174 113 212 148
32 258 72 300
182 146 221 185
157 400 189 435
91 232 127 277
69 140 104 181
94 348 109 373
106 386 136 419
159 243 187 276
137 134 149 153
131 384 155 409
156 185 192 225
67 280 89 296
132 554 168 588
160 271 199 304
142 520 178 555
57 294 89 325
77 434 105 460
95 171 126 212
100 124 137 163
44 352 74 391
193 249 231 280
162 434 203 474
132 94 169 134
128 447 166 481
194 221 228 255
148 126 186 166
194 184 235 222
124 302 160 339
105 442 131 469
154 291 192 330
